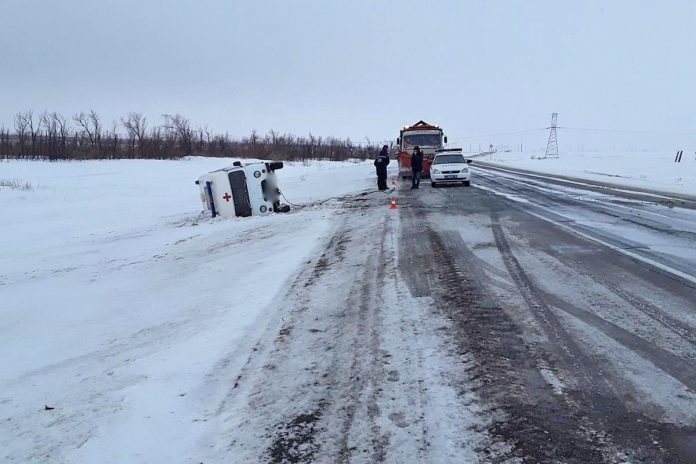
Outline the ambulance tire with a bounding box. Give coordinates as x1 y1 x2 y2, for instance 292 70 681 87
463 181 470 187
431 182 438 188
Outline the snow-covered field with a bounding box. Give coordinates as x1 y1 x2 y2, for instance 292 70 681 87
478 150 696 197
0 157 382 463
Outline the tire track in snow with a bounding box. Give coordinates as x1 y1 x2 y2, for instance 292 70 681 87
529 239 696 350
488 211 691 462
425 225 610 463
332 216 390 463
210 197 488 463
413 176 696 461
404 186 673 462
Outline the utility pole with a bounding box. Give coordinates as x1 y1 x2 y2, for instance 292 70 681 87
544 113 559 159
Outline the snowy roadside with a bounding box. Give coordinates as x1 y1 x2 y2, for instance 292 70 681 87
202 200 490 463
0 157 388 463
474 150 696 198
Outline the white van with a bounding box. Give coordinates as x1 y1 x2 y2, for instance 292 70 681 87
196 161 289 218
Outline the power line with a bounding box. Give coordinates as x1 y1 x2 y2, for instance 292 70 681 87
449 126 695 140
560 127 696 135
451 128 547 139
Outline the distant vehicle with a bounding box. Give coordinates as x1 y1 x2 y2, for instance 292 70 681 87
395 120 447 178
196 161 290 218
430 149 472 187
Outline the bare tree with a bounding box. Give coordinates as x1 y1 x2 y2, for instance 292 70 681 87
73 112 95 148
250 129 258 151
164 114 193 156
14 112 29 156
52 112 70 157
149 126 163 159
3 109 378 161
121 112 147 156
196 126 207 151
21 111 40 157
89 110 102 151
121 114 137 154
0 126 9 158
40 111 58 159
109 121 119 158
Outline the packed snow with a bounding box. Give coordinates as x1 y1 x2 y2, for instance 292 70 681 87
0 157 384 463
477 150 696 197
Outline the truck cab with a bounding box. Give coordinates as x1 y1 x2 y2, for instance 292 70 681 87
395 120 447 178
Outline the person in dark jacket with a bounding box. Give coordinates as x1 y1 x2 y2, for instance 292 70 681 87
410 146 424 189
374 145 390 190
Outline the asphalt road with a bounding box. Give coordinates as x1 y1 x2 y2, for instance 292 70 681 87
223 169 696 463
400 166 696 462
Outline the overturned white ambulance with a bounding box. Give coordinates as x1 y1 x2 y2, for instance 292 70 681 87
196 161 290 218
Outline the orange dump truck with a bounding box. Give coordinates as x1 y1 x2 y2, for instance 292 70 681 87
395 120 448 178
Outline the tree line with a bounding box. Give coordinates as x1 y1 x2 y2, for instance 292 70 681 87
0 110 381 161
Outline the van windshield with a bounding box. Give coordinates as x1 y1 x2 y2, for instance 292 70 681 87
433 154 465 164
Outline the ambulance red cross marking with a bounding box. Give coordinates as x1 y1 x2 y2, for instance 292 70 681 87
223 193 231 202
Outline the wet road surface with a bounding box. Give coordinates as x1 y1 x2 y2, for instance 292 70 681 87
220 170 696 463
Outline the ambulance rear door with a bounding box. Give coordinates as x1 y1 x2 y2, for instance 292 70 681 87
228 170 252 217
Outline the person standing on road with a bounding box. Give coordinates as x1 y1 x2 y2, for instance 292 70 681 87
410 146 424 189
374 145 390 191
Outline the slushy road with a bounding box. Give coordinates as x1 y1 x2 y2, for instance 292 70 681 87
221 168 696 463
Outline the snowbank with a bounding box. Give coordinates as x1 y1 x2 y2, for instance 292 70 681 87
476 150 696 197
0 157 386 463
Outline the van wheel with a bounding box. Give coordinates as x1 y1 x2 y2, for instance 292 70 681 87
463 181 470 187
431 182 438 188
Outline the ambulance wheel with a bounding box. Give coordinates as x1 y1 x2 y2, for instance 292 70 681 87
463 181 470 187
431 182 438 188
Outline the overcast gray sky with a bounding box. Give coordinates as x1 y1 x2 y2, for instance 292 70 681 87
2 0 695 149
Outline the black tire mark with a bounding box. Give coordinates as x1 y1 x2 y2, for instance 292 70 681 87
423 175 696 462
490 213 696 462
488 213 681 463
439 230 517 299
599 282 696 348
480 189 696 349
538 290 696 391
532 242 696 350
491 214 604 388
424 227 610 463
399 207 433 297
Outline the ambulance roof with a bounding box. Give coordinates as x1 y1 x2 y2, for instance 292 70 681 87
211 161 265 173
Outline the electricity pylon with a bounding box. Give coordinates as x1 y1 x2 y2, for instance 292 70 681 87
544 113 559 159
